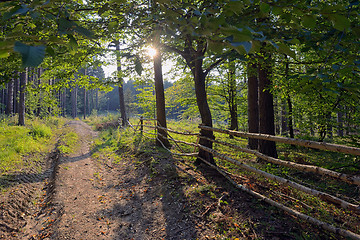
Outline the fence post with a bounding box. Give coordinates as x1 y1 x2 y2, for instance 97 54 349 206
140 116 143 132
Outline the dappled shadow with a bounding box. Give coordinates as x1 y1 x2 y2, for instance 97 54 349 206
64 152 91 163
194 162 331 239
92 142 201 239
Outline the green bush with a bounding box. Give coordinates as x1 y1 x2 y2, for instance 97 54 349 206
29 123 52 139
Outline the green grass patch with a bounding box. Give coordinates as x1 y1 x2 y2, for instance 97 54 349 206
0 117 62 174
58 131 79 154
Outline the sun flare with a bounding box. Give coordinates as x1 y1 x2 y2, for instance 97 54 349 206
146 47 157 58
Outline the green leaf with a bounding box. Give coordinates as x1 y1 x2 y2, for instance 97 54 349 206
207 40 224 54
0 41 14 50
272 7 282 15
302 15 316 29
74 25 94 38
260 3 270 14
14 42 46 67
277 43 296 59
134 56 143 76
0 49 10 58
230 41 252 53
329 14 350 31
108 21 118 33
68 34 78 49
2 5 30 20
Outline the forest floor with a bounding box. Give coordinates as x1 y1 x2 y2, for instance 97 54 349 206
0 120 349 239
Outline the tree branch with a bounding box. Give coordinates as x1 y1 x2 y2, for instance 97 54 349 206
204 58 225 76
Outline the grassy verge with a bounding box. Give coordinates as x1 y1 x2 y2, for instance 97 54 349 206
138 117 360 236
88 116 360 238
0 116 66 174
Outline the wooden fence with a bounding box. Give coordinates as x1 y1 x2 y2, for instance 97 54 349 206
130 117 360 240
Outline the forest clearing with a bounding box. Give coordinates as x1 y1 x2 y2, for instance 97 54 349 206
1 0 360 239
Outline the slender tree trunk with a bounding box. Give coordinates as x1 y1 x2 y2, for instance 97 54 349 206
281 99 288 136
63 88 66 117
274 95 280 135
36 68 43 116
83 69 87 119
115 41 127 126
193 57 215 164
258 54 277 158
0 87 4 114
18 69 27 126
83 87 87 119
327 113 333 139
247 60 259 149
228 60 238 132
337 105 344 137
71 84 77 118
90 89 94 115
14 74 19 114
284 58 294 139
287 96 294 139
153 33 171 148
95 89 98 111
6 79 14 116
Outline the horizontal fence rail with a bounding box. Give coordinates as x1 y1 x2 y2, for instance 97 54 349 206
200 135 360 186
135 118 360 240
199 125 360 156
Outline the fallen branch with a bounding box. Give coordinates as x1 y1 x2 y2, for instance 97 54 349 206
199 125 360 156
201 136 360 186
197 156 360 240
198 145 360 214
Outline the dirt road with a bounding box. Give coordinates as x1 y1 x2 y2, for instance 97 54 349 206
1 120 344 240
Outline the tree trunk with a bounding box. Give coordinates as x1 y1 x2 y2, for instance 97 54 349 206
327 113 333 139
6 79 14 116
337 105 344 137
18 69 27 126
71 84 77 118
287 96 294 139
258 54 277 158
115 41 127 127
153 33 171 148
281 99 288 136
36 68 43 117
95 89 98 111
247 60 259 149
0 87 4 114
193 57 215 164
63 88 67 117
14 74 19 114
228 60 238 132
83 87 87 119
82 69 87 119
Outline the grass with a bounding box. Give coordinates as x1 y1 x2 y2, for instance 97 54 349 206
86 115 360 238
0 117 62 174
57 131 79 154
138 117 360 235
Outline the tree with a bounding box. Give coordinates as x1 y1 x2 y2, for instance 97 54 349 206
247 60 259 150
115 41 128 127
258 50 277 158
18 68 27 126
152 30 171 148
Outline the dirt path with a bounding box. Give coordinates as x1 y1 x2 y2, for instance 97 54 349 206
49 120 204 239
1 120 347 239
50 121 105 239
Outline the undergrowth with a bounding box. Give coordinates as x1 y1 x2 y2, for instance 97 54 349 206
0 116 65 174
87 115 360 238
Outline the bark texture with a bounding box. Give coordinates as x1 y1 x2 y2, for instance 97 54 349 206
153 33 171 148
18 69 27 126
258 54 277 158
115 41 127 127
247 60 259 149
